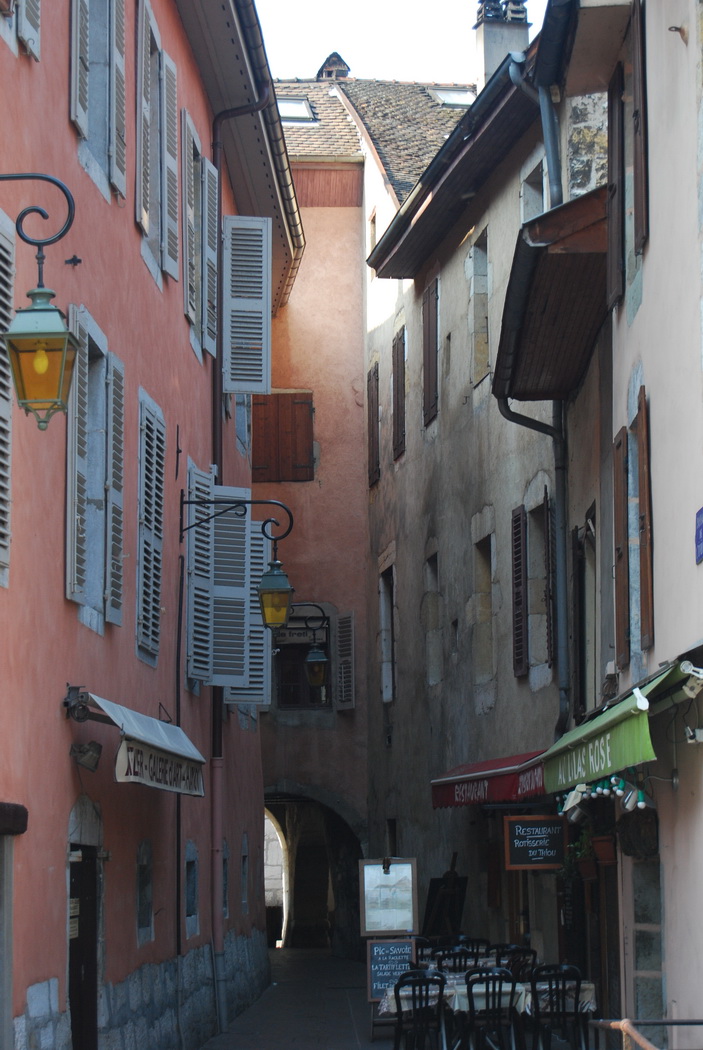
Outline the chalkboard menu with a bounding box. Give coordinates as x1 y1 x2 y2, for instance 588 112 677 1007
367 938 415 1001
504 815 566 870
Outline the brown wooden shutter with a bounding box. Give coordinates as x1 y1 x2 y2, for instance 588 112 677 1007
512 505 528 677
637 386 654 649
367 363 380 486
632 0 649 253
252 393 314 483
252 394 279 482
423 280 438 426
607 62 624 309
613 426 630 668
571 526 585 721
392 327 406 459
543 487 555 669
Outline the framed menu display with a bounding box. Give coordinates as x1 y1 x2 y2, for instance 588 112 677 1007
359 858 418 937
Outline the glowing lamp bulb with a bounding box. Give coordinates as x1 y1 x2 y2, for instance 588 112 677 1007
33 345 49 375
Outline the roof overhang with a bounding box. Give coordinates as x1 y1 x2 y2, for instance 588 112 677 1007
174 0 304 312
564 0 631 97
493 185 608 402
431 751 546 808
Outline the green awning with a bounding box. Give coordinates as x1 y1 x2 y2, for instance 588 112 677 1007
543 665 683 794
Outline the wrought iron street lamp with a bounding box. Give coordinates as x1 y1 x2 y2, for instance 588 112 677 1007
0 173 79 429
288 602 330 687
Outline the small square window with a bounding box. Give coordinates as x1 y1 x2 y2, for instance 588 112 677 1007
277 97 315 123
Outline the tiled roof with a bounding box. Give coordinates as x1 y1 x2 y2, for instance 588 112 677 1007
275 77 475 204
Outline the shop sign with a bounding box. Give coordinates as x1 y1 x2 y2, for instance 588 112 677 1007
115 738 204 796
504 815 565 870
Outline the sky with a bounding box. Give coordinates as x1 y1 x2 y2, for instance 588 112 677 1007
255 0 548 85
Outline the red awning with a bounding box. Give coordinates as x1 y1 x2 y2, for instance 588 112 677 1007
431 751 545 809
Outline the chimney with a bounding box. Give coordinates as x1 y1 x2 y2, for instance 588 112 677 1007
474 1 529 88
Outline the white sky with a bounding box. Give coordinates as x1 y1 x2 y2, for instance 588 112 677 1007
256 0 548 85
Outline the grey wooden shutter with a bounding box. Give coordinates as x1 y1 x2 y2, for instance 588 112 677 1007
161 50 179 279
606 63 624 309
104 353 125 625
222 215 271 394
613 426 630 668
109 0 127 197
0 230 14 571
17 0 40 60
201 156 219 357
65 305 89 605
137 396 165 656
367 363 380 485
637 386 654 650
225 522 272 704
392 327 406 459
632 0 648 253
211 484 251 686
512 504 528 677
181 110 198 324
186 463 214 681
334 612 355 709
135 0 152 233
69 0 90 137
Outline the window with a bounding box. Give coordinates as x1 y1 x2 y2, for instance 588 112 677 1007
222 840 230 918
66 307 125 632
0 214 14 588
277 97 316 123
0 0 40 60
222 215 272 395
135 0 178 279
136 841 153 945
379 568 396 704
572 504 597 718
181 109 218 358
521 160 545 222
137 391 166 661
240 833 249 914
252 392 314 482
469 230 489 384
367 362 380 485
511 492 554 680
424 554 442 687
70 0 126 198
185 842 198 938
631 0 648 253
473 533 494 688
272 605 355 710
422 278 439 425
430 88 475 107
606 63 624 308
392 328 406 459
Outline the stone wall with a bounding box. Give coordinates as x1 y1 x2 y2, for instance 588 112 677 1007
568 93 608 197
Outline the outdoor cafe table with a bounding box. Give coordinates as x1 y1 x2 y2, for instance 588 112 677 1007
377 976 597 1019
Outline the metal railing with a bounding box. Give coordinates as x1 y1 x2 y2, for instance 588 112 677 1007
591 1017 703 1050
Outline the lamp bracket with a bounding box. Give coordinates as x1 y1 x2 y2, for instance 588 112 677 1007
63 686 111 725
0 172 75 288
179 491 294 558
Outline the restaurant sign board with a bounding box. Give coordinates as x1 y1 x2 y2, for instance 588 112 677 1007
367 938 415 1002
504 815 566 870
115 738 205 796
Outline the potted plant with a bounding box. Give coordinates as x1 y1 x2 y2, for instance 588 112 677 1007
573 830 598 880
591 834 616 865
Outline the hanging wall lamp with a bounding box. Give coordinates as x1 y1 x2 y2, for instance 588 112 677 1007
289 602 330 687
0 173 79 429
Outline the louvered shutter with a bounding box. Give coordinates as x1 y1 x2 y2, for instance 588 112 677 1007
637 387 654 650
607 63 624 309
135 0 152 233
211 484 250 686
186 464 214 681
613 426 630 668
137 396 166 656
392 327 406 459
543 487 555 668
201 157 219 356
17 0 40 60
222 215 271 394
109 0 127 197
65 305 89 605
160 51 179 278
367 363 380 486
334 612 355 709
632 0 648 253
181 110 198 324
70 0 89 137
0 231 13 570
423 279 439 426
104 354 125 625
225 523 272 704
512 505 528 677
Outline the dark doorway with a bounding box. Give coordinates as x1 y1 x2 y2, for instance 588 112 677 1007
69 844 99 1050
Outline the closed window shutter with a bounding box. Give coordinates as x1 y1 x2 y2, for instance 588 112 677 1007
423 279 439 426
17 0 40 60
137 396 165 656
637 386 654 650
186 463 214 681
607 63 624 309
632 0 648 253
512 504 528 677
252 393 279 482
104 354 125 625
222 215 272 394
281 393 314 481
225 522 272 704
334 612 355 709
161 50 179 279
69 0 90 137
181 110 198 325
367 363 380 485
201 157 219 356
135 0 152 234
0 231 14 570
543 487 555 668
392 327 406 459
571 526 585 720
613 426 630 668
210 485 250 686
65 305 89 604
109 0 127 197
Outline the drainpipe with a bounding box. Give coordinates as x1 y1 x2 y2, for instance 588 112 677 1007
207 81 271 1037
508 53 563 208
497 399 570 739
